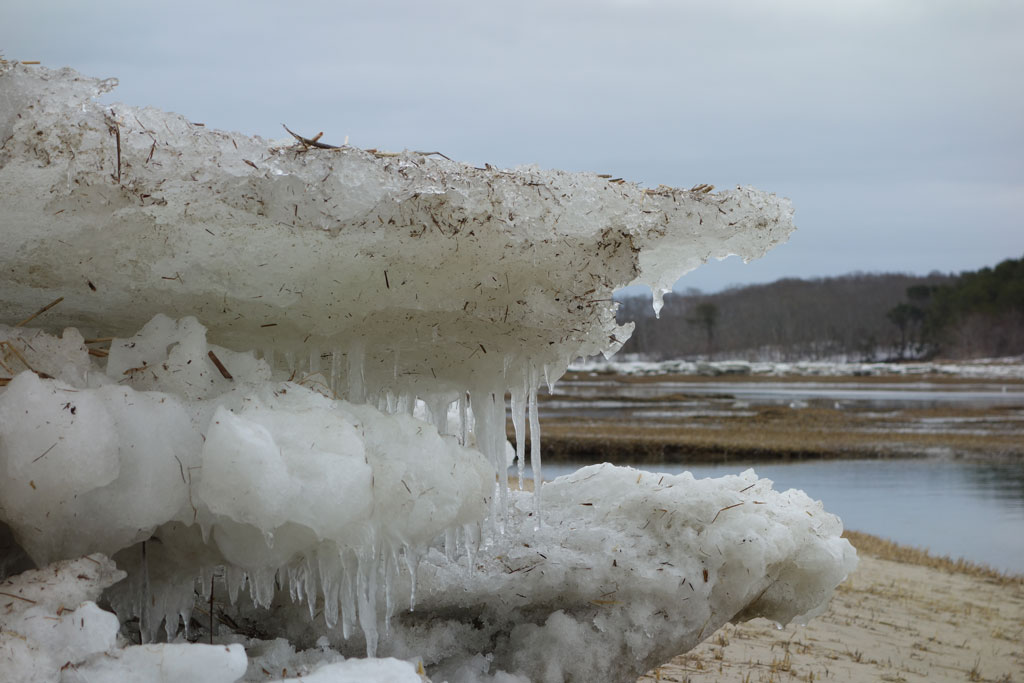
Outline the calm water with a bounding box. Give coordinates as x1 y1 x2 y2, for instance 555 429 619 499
538 458 1024 574
553 379 1024 411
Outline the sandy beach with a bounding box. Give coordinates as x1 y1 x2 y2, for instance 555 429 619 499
639 532 1024 683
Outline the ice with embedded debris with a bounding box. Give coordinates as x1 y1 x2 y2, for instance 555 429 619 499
0 554 124 683
0 317 494 651
0 62 856 683
0 323 856 681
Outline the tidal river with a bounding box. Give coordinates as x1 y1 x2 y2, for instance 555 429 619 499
543 458 1024 574
532 376 1024 574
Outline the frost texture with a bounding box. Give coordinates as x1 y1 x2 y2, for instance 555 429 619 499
0 64 853 683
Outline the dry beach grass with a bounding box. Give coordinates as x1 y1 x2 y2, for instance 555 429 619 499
638 530 1024 683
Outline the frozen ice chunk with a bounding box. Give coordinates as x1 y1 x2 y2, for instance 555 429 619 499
62 643 247 683
0 62 833 682
200 396 372 545
0 554 124 618
0 64 794 401
0 554 126 683
0 325 92 387
106 314 271 400
266 657 424 683
16 602 119 666
377 465 856 682
0 372 199 564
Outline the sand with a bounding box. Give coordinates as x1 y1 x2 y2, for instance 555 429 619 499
639 551 1024 683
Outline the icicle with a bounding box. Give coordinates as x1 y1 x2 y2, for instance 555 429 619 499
198 518 213 544
287 565 300 604
341 551 357 640
347 340 365 404
652 286 668 318
463 522 480 571
510 386 527 490
529 371 543 528
179 607 191 640
403 545 418 612
225 565 245 605
309 348 320 374
330 348 341 395
289 557 315 609
304 554 318 621
544 362 558 394
199 566 214 601
458 393 469 447
249 566 277 609
323 577 340 629
140 541 151 643
383 544 400 638
425 395 449 435
356 546 380 657
471 388 508 532
319 551 340 629
444 527 456 563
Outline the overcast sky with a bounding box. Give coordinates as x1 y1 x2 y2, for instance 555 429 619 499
5 0 1022 293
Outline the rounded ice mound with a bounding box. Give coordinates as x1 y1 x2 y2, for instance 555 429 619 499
0 554 128 683
200 400 372 543
380 464 857 683
1 316 497 649
199 383 494 564
0 371 200 565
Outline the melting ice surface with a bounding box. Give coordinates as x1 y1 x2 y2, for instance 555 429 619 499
0 62 855 682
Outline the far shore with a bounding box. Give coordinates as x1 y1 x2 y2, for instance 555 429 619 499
639 530 1024 683
512 371 1024 464
564 369 1024 386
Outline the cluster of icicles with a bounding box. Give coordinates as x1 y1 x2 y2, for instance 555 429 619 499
262 342 552 524
116 341 555 658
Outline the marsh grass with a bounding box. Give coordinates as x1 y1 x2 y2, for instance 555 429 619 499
515 402 1024 464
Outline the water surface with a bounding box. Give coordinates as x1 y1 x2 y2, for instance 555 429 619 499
537 458 1024 574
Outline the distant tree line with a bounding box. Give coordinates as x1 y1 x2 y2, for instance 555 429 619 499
614 257 1024 361
900 256 1024 359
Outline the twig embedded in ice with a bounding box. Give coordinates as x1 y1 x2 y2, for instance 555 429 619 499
711 502 744 525
0 340 52 379
0 590 37 604
282 124 342 150
411 150 453 161
207 350 233 380
15 296 64 327
106 110 121 184
31 442 58 464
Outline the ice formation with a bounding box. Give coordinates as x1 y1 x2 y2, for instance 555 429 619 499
0 62 855 682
